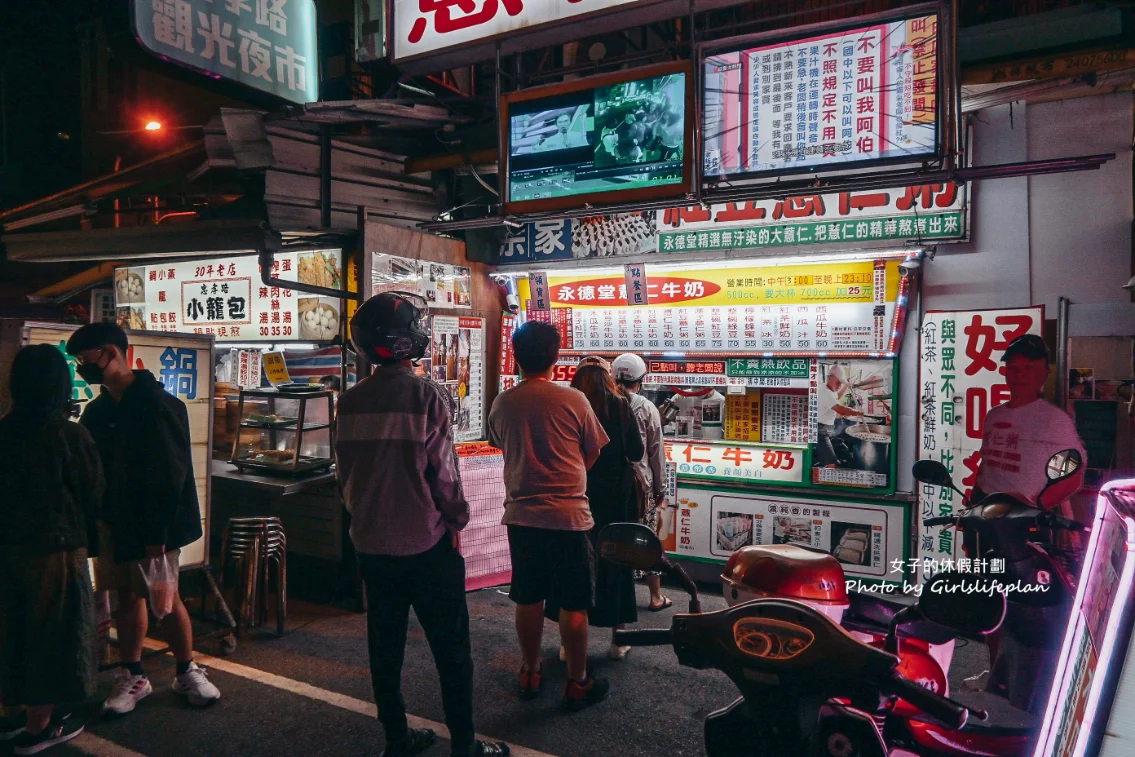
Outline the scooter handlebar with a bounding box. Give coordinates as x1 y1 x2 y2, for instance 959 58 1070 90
614 629 672 647
1044 512 1085 532
881 673 969 731
923 517 955 527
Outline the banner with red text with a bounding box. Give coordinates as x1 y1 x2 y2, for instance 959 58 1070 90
916 307 1043 580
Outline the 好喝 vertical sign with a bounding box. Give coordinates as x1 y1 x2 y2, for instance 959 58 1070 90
916 306 1043 580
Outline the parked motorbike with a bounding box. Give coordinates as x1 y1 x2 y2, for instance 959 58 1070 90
599 523 1005 757
913 448 1085 714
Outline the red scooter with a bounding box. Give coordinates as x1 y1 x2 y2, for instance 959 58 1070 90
599 523 1005 757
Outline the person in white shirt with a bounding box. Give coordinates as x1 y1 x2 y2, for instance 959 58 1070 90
612 354 672 612
815 364 862 467
964 333 1085 693
534 114 587 152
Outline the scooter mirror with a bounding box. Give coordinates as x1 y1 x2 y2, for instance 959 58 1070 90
919 571 1006 636
1046 448 1082 482
598 523 664 571
912 460 955 489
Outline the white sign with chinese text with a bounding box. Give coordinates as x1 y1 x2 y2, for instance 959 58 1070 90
624 263 650 306
664 440 803 484
115 250 344 343
670 486 906 584
572 303 893 353
916 307 1043 579
430 316 486 443
369 252 473 309
132 0 319 104
393 0 639 61
703 15 938 177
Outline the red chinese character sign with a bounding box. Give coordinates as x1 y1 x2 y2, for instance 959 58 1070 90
702 13 938 179
393 0 639 61
132 0 319 104
916 306 1043 580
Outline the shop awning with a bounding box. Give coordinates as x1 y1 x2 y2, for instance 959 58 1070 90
3 219 281 263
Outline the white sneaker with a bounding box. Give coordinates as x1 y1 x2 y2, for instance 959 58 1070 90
172 662 221 707
963 670 991 691
103 671 153 716
609 644 631 661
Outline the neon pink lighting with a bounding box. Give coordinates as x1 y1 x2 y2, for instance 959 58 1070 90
1072 515 1135 757
1033 479 1135 757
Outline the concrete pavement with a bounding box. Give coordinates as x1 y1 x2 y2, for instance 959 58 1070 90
18 582 992 757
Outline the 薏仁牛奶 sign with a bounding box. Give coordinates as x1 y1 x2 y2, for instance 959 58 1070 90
665 485 908 586
916 307 1043 581
133 0 319 104
658 183 965 254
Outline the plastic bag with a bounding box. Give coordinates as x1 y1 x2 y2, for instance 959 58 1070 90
138 555 178 620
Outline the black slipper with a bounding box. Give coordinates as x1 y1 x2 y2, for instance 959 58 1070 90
648 597 673 612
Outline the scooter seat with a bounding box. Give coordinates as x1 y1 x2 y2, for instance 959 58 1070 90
844 591 957 644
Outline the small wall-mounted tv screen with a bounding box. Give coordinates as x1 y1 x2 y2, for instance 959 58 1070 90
502 62 693 214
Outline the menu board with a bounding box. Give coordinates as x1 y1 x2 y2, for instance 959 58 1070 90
430 317 485 443
670 486 906 584
115 250 345 343
370 252 472 309
762 392 811 444
570 303 892 353
702 14 938 177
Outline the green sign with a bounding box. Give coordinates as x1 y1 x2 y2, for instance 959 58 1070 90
659 212 962 253
727 358 812 378
132 0 319 104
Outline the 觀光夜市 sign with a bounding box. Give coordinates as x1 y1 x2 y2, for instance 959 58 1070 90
133 0 319 104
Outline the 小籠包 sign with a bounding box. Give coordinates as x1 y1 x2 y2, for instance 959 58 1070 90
133 0 319 104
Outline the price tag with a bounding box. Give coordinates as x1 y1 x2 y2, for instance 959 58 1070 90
262 351 291 386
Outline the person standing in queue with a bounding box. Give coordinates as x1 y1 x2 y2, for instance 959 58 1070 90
612 354 672 612
337 292 508 757
544 364 645 661
0 346 103 754
66 323 220 716
487 321 611 710
963 333 1086 692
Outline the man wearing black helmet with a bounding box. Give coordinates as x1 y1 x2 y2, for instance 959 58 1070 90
336 292 508 757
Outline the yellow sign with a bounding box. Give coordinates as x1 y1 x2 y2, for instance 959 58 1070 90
518 260 900 309
262 352 291 386
726 390 762 442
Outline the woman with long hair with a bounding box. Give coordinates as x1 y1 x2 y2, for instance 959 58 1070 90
545 364 645 660
0 345 104 753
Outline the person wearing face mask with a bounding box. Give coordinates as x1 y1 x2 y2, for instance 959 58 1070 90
65 323 220 717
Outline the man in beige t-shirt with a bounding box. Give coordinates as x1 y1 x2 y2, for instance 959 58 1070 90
487 321 610 711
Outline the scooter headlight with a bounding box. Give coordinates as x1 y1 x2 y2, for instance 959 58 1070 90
981 501 1012 519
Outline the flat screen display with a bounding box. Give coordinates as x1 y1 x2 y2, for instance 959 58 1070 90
503 63 692 212
702 14 939 179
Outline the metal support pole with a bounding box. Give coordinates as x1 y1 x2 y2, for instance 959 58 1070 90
320 124 332 229
1057 296 1069 408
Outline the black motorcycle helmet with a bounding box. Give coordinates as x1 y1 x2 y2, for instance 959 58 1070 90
350 291 430 363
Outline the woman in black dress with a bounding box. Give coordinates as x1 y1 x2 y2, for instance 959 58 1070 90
545 364 645 660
